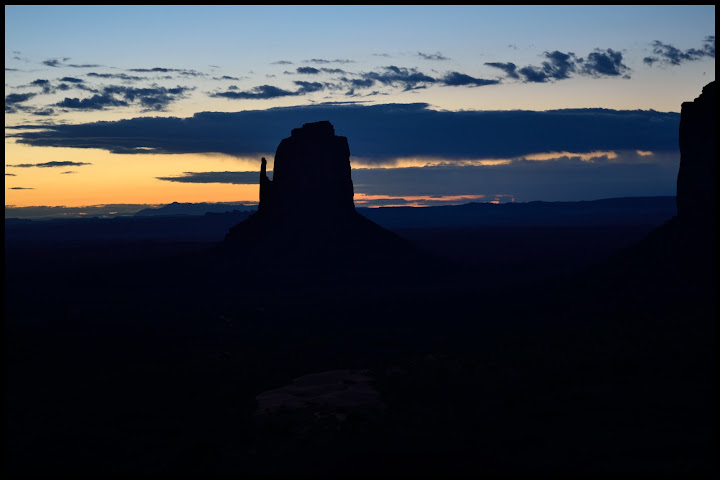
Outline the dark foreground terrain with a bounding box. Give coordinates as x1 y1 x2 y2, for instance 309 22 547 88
4 200 715 476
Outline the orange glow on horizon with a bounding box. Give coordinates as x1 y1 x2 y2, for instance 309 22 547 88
5 140 264 207
354 193 503 208
522 150 619 162
351 157 513 169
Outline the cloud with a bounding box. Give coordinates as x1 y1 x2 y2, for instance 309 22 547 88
6 173 17 176
517 66 549 83
304 58 354 64
156 171 261 184
484 62 520 79
579 48 630 77
362 65 436 91
516 50 580 83
341 66 501 92
30 79 53 93
10 187 34 190
339 77 375 89
211 81 327 100
41 58 100 68
56 94 129 110
87 72 145 82
292 67 348 75
153 151 678 203
489 47 630 83
211 84 298 100
7 103 681 161
441 72 499 87
5 93 37 113
5 92 37 105
644 36 715 66
23 77 92 96
320 68 347 74
29 108 56 116
352 151 678 202
542 50 577 79
60 171 77 174
54 85 191 111
42 59 63 67
418 51 449 61
294 81 326 94
6 161 92 168
127 67 204 77
102 85 193 111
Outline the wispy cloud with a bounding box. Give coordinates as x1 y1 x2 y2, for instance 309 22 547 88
211 84 299 100
303 58 354 64
55 85 192 111
484 62 520 79
488 47 630 83
440 72 499 87
418 51 449 61
580 49 630 77
5 93 37 112
644 35 715 66
156 171 261 184
128 67 205 77
6 161 92 168
211 80 328 100
42 58 100 68
87 72 145 82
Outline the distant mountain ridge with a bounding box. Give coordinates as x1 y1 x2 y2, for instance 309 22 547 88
134 201 256 217
359 196 677 229
6 196 677 246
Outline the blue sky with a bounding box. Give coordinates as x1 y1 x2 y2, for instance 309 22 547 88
4 5 716 217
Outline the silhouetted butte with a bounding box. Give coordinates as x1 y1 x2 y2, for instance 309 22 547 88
221 121 416 267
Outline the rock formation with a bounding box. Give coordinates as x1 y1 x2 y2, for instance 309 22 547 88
677 80 716 221
222 121 415 267
257 121 355 218
605 81 715 287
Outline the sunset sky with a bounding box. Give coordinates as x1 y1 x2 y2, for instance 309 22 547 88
5 5 715 218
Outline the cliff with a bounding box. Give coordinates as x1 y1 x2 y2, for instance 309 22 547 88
677 80 716 221
221 121 416 267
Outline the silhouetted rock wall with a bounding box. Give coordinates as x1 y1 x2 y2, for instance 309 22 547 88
677 81 715 220
258 121 354 219
222 121 415 267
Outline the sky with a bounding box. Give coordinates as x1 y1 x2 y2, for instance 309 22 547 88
4 5 715 218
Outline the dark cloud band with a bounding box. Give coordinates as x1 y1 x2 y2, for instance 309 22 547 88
7 103 680 161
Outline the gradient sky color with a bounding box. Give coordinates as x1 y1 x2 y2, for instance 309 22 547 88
4 5 715 218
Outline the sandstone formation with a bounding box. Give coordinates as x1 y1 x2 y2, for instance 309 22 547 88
607 81 716 285
257 121 355 218
222 121 415 267
677 80 716 221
